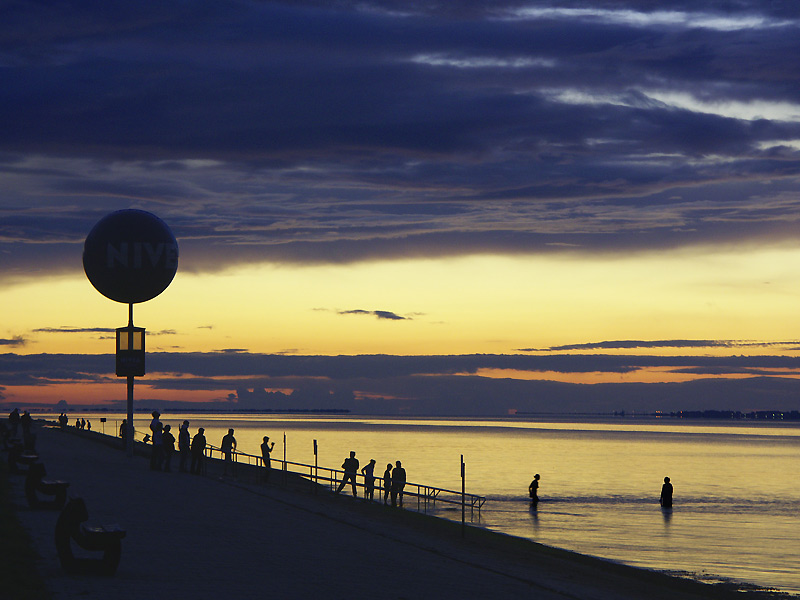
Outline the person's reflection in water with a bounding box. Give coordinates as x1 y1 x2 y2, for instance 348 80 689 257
529 502 540 530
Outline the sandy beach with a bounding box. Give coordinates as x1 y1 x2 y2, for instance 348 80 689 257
5 422 782 600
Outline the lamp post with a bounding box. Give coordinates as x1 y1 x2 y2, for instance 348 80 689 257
83 210 178 458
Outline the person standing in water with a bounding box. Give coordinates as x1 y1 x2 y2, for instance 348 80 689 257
660 476 673 508
529 473 541 504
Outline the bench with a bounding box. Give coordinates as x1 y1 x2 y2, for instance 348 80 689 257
25 463 69 509
55 497 126 576
7 442 39 474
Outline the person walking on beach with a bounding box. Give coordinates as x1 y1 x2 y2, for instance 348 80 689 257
162 424 176 472
382 463 392 505
178 420 190 472
529 473 541 505
391 460 406 507
149 411 164 471
361 459 377 501
660 476 673 508
191 427 207 475
261 436 275 482
221 428 237 476
335 451 359 496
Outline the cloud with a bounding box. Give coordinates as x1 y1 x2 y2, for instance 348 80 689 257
0 336 26 347
3 0 800 281
338 309 408 320
522 339 800 352
32 327 116 334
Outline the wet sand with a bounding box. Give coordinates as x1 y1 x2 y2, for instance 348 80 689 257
6 423 782 600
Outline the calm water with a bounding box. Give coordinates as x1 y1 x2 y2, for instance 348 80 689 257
54 413 800 594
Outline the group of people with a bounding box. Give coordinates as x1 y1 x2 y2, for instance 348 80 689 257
138 414 277 480
527 473 676 509
5 408 35 451
139 412 207 474
334 451 408 507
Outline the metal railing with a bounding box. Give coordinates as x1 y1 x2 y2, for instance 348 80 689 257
202 445 486 513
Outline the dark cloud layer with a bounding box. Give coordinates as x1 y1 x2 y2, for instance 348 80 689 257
3 1 800 280
4 351 800 414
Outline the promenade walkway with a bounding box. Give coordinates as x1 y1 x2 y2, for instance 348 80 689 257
6 423 775 600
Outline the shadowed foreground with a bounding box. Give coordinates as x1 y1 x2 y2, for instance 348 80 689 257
7 424 784 600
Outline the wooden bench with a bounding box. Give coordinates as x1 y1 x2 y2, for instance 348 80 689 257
25 462 69 509
55 497 126 576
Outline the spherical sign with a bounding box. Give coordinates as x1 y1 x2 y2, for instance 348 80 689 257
83 209 179 304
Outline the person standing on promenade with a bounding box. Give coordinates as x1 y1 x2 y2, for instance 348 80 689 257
660 476 673 508
261 436 275 482
221 428 237 476
178 420 190 472
162 424 176 472
529 474 540 505
20 410 34 450
191 427 206 474
335 451 359 496
391 460 406 507
8 408 20 436
149 411 164 471
361 459 377 501
382 463 392 505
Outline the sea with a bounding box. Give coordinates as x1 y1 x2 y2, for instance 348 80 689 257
47 412 800 595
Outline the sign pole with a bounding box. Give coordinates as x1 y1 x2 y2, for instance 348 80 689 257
126 303 135 458
313 439 318 486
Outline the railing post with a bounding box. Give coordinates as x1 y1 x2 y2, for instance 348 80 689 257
461 455 466 538
313 439 318 488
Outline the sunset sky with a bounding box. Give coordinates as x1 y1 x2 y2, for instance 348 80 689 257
4 1 800 414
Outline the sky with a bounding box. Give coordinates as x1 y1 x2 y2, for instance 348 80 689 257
4 0 800 415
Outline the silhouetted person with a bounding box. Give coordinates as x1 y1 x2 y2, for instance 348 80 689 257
221 428 237 475
58 413 68 429
335 451 359 496
20 410 34 450
261 436 275 482
361 459 376 501
660 476 673 508
178 420 190 472
8 408 20 436
529 473 540 504
80 418 86 430
86 420 91 431
119 419 127 449
391 460 406 507
162 424 175 472
190 427 206 474
149 411 163 471
383 463 392 505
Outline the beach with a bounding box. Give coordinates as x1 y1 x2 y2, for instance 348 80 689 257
5 422 782 600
